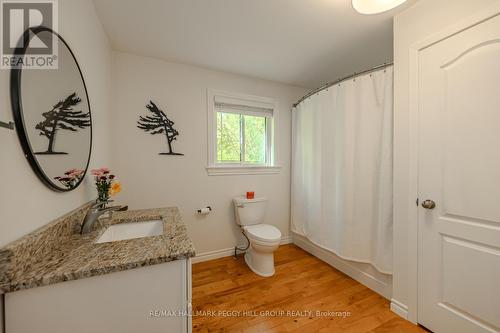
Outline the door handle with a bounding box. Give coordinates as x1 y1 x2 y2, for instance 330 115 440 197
421 200 436 209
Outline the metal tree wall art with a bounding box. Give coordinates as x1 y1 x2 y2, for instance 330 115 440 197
137 101 184 155
35 92 91 155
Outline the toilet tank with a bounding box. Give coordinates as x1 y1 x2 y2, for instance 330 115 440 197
233 197 267 226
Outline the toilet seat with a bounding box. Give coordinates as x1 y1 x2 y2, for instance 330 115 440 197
244 224 281 243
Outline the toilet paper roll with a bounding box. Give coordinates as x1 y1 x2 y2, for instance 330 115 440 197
197 207 211 215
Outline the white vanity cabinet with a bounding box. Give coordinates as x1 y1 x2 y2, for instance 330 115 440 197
4 259 192 333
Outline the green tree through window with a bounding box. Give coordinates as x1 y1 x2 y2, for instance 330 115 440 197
244 115 266 163
217 112 240 162
216 112 267 164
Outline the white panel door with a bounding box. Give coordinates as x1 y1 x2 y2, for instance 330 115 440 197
418 12 500 333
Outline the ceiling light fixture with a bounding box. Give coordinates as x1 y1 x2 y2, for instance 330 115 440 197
352 0 408 14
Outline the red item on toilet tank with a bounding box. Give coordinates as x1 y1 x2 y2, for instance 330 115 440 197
246 192 255 199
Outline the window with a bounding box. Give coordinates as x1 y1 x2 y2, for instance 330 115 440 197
207 90 280 175
216 112 268 164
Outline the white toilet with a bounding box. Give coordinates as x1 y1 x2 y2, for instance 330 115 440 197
233 196 281 277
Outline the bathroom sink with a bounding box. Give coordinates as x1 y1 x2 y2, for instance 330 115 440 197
96 220 163 243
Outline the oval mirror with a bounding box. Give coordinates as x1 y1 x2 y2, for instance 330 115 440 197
11 27 92 192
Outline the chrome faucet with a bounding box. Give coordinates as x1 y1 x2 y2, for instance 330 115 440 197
81 201 126 234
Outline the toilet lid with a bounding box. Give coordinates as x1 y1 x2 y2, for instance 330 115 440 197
244 224 281 242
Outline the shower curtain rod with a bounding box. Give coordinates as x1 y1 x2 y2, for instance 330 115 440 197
292 62 394 108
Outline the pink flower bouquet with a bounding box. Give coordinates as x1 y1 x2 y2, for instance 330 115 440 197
54 169 84 189
91 167 121 207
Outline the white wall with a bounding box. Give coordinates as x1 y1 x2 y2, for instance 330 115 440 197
0 0 112 248
110 52 307 255
393 0 497 322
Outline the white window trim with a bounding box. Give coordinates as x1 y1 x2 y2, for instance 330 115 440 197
206 89 281 176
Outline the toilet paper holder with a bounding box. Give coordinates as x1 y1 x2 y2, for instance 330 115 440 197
197 206 212 214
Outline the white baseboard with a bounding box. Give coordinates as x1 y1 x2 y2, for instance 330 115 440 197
390 298 409 320
192 236 293 264
280 236 292 245
191 247 235 263
292 233 392 299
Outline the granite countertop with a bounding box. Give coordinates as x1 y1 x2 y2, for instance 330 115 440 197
0 205 195 293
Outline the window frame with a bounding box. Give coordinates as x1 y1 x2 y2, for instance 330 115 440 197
207 89 281 175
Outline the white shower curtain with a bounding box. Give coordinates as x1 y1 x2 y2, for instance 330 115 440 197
291 66 393 274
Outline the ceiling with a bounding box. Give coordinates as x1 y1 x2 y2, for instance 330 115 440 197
93 0 413 88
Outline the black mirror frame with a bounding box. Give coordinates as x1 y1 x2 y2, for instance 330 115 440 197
10 26 93 192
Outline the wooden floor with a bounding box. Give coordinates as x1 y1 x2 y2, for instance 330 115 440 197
192 244 427 333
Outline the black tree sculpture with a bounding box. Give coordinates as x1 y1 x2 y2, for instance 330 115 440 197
35 92 91 155
137 101 184 155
